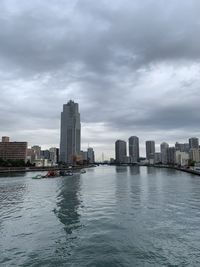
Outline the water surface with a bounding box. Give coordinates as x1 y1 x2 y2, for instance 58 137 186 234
1 166 200 266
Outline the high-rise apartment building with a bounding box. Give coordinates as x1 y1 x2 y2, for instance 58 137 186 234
0 137 27 161
167 147 176 165
60 100 81 163
175 142 189 153
115 140 127 164
146 140 155 160
129 136 139 163
189 137 199 150
160 142 169 164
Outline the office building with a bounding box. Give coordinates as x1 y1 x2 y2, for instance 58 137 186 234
0 137 27 161
129 136 139 163
40 150 50 160
146 140 155 160
87 147 95 164
189 137 199 150
115 140 127 164
31 145 41 160
175 151 189 166
60 100 81 164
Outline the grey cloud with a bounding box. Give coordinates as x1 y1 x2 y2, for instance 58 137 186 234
0 0 200 158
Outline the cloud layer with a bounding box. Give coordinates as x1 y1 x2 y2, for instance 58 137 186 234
0 0 200 158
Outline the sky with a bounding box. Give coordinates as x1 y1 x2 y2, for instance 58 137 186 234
0 0 200 160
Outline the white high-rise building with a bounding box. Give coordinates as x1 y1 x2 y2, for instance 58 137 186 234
129 136 139 163
60 100 81 164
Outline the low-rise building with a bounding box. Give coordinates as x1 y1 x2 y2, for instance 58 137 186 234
189 149 200 163
0 137 27 161
175 151 189 166
154 152 161 164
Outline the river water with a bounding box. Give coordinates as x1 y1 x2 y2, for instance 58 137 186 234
0 166 200 266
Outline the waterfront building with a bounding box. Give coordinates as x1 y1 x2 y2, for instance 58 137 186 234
167 147 176 165
87 147 95 164
189 149 200 163
60 100 81 164
31 146 41 160
110 158 115 164
49 147 58 165
80 151 88 161
40 150 50 160
56 148 59 163
0 137 27 161
115 140 127 164
33 159 52 167
154 152 162 164
2 136 9 143
146 140 155 160
175 151 189 166
160 142 169 164
123 156 131 164
129 136 139 163
189 137 199 150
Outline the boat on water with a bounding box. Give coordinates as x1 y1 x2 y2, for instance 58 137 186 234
32 174 43 179
65 170 73 176
80 169 86 174
32 170 74 179
45 170 60 178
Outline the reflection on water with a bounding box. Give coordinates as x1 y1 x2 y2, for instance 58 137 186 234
129 166 140 175
55 175 81 234
115 166 128 173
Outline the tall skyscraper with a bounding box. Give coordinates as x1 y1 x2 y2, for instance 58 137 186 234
60 100 81 163
160 142 169 164
146 140 155 160
115 140 127 164
189 137 199 150
129 136 139 163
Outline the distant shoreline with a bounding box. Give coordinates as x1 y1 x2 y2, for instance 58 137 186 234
1 164 200 177
0 165 95 174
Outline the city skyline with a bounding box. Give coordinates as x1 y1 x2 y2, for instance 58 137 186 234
0 1 200 160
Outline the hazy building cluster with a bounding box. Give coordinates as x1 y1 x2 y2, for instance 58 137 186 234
27 146 59 167
114 136 200 168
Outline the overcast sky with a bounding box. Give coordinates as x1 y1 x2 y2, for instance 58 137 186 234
0 0 200 159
